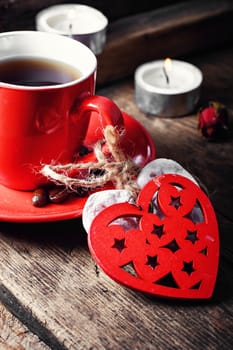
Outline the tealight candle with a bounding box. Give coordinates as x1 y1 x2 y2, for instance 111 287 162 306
135 59 203 117
36 4 108 55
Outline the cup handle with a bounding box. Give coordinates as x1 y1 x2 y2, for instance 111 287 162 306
73 95 124 141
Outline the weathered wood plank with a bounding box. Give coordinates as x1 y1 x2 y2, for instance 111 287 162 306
0 301 49 350
97 0 233 84
0 217 232 350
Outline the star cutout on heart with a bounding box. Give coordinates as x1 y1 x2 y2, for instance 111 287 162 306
170 195 182 209
182 261 195 276
112 238 127 253
185 230 199 244
146 255 159 269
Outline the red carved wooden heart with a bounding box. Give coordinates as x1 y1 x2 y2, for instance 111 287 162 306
88 174 219 299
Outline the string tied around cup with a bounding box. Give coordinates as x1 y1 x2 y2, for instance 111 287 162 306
41 125 141 198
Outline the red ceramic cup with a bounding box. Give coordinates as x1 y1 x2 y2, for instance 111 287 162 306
0 31 123 190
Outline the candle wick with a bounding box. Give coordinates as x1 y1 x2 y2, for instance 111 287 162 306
163 66 169 84
69 23 73 37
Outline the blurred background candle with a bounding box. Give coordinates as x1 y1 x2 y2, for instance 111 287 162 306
36 4 108 55
135 59 203 117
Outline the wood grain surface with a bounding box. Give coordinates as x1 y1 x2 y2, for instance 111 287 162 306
0 44 232 349
0 302 49 350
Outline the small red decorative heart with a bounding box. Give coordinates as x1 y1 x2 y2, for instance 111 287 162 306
88 174 219 299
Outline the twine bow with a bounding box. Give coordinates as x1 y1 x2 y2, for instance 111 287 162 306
41 126 140 198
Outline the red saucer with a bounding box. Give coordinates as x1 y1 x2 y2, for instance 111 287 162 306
0 112 156 223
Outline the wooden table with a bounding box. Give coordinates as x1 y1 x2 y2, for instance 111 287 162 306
1 44 233 349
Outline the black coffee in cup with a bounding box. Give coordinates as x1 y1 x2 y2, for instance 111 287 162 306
0 57 81 86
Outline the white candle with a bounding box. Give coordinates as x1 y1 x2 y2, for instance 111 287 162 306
135 59 203 117
36 4 108 55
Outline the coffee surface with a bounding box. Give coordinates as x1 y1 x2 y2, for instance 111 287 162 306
0 57 81 86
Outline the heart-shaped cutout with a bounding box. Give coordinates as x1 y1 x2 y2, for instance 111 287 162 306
88 174 219 299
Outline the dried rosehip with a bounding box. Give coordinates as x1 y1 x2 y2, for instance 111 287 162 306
198 101 229 140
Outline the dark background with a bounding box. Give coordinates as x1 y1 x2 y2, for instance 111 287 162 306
0 0 185 30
